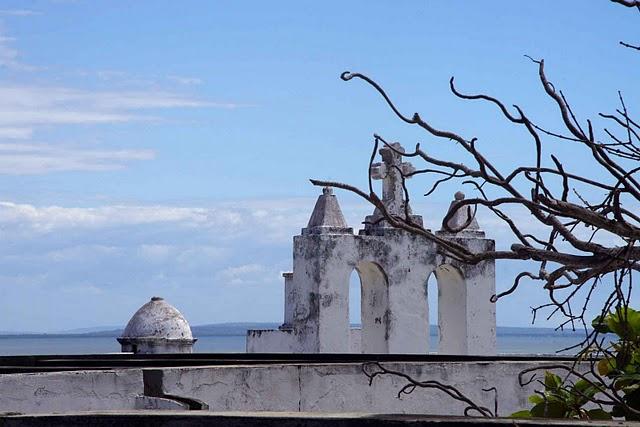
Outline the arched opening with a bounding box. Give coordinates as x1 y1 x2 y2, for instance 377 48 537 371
428 264 468 354
348 262 389 353
348 270 362 354
349 270 361 326
426 273 439 352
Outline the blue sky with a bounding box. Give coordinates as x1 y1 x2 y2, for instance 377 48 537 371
0 1 637 332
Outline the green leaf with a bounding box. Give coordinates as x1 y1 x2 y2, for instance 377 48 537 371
606 307 640 339
528 394 544 405
598 357 616 376
544 402 568 418
510 410 532 418
544 371 563 390
573 379 597 397
611 404 626 418
592 315 611 334
571 379 599 406
614 373 640 388
530 403 546 418
626 308 640 337
586 408 612 420
530 401 567 418
624 388 640 412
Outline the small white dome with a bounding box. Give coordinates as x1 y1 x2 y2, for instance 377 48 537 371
121 296 193 340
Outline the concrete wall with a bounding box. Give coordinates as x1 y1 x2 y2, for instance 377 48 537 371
246 329 296 353
435 236 497 356
349 329 361 353
248 229 496 356
0 369 143 414
248 152 497 357
156 360 568 417
0 360 585 417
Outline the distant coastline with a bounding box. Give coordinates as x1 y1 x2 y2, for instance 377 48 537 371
0 324 593 356
0 323 588 339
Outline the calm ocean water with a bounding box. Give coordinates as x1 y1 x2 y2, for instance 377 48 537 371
0 330 587 356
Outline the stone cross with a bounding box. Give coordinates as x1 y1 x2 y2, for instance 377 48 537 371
370 142 415 217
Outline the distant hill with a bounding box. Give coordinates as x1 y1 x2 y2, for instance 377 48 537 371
0 322 280 338
0 323 587 338
192 322 280 336
58 326 122 334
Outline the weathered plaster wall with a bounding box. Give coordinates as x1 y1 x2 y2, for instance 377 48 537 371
248 146 497 356
156 365 302 412
246 329 296 353
0 360 581 416
248 230 496 356
0 369 143 414
157 360 572 417
349 329 361 353
435 236 497 356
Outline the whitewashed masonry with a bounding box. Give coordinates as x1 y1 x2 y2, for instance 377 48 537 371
247 143 496 355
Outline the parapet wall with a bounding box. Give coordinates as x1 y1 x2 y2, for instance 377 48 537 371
156 360 567 416
0 369 143 414
0 358 583 417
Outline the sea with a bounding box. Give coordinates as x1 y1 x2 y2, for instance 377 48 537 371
0 325 590 356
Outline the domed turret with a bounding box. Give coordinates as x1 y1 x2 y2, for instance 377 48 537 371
117 297 196 354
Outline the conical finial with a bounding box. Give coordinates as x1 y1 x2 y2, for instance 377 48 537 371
302 187 353 235
438 190 483 237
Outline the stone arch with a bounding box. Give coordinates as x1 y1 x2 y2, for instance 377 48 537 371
428 264 468 354
348 270 361 326
349 261 389 353
425 273 438 351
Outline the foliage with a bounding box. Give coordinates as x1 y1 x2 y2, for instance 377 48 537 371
593 307 640 420
511 372 611 420
513 307 640 420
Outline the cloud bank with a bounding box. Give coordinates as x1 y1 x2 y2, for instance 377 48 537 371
0 196 588 332
0 198 320 332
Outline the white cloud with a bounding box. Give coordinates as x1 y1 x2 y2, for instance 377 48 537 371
215 263 274 286
0 199 310 241
136 243 228 266
0 197 302 331
0 142 155 174
0 27 245 180
173 245 228 269
46 245 120 262
138 244 172 262
0 109 136 125
0 127 32 139
0 202 206 231
0 85 220 125
0 32 37 72
0 84 243 144
61 284 104 295
2 195 609 331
